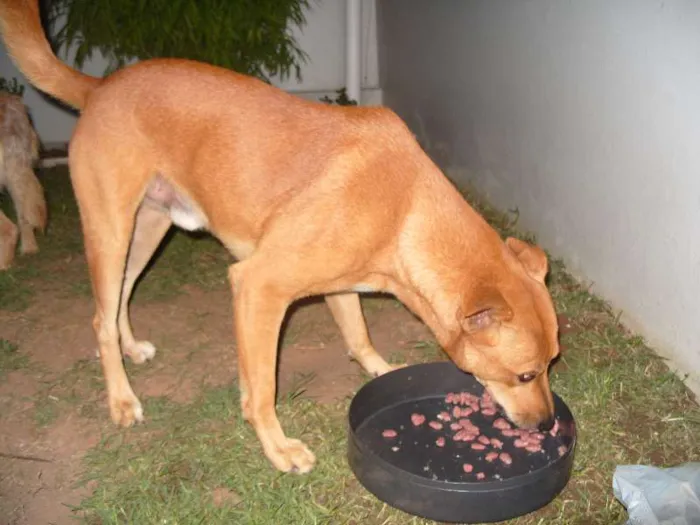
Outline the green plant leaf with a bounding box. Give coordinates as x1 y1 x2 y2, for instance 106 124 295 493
47 0 311 81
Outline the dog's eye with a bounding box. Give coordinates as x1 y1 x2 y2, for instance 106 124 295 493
517 371 537 383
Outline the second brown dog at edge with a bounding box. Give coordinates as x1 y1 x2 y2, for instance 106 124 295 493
0 0 560 474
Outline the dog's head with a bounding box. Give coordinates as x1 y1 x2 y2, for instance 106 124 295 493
446 237 559 430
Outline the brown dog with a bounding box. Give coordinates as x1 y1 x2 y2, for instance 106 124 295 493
0 91 46 269
0 0 559 473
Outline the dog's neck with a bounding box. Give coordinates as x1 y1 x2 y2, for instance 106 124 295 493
387 171 510 350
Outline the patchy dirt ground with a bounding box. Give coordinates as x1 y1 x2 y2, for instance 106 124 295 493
0 286 432 525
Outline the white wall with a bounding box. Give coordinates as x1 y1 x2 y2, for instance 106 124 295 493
275 0 381 105
0 0 381 145
378 0 700 395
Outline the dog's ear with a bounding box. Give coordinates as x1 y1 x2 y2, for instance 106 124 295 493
460 288 513 339
506 237 548 282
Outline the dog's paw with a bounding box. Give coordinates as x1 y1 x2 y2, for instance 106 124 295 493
108 390 144 427
361 357 406 378
0 256 13 271
386 362 409 374
124 340 156 364
19 240 39 255
368 362 408 378
266 438 316 474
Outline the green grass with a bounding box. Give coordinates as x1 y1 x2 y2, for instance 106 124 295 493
133 229 232 301
0 338 29 379
30 357 105 427
75 391 363 524
3 168 700 524
33 398 59 427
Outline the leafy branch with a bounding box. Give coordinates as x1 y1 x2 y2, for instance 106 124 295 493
48 0 311 82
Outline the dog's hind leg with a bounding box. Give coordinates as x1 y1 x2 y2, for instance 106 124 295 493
325 292 396 377
72 161 145 427
87 223 144 426
117 202 172 364
0 209 18 269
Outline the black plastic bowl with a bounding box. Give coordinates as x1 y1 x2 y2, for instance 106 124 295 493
347 362 576 523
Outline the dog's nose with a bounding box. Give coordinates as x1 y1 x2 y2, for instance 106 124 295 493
538 416 555 432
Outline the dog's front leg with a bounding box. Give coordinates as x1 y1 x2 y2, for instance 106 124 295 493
325 292 401 376
229 264 316 474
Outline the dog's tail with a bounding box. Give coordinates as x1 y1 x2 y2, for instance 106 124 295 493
0 0 100 110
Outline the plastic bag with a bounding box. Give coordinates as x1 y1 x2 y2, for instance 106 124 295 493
613 463 700 525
